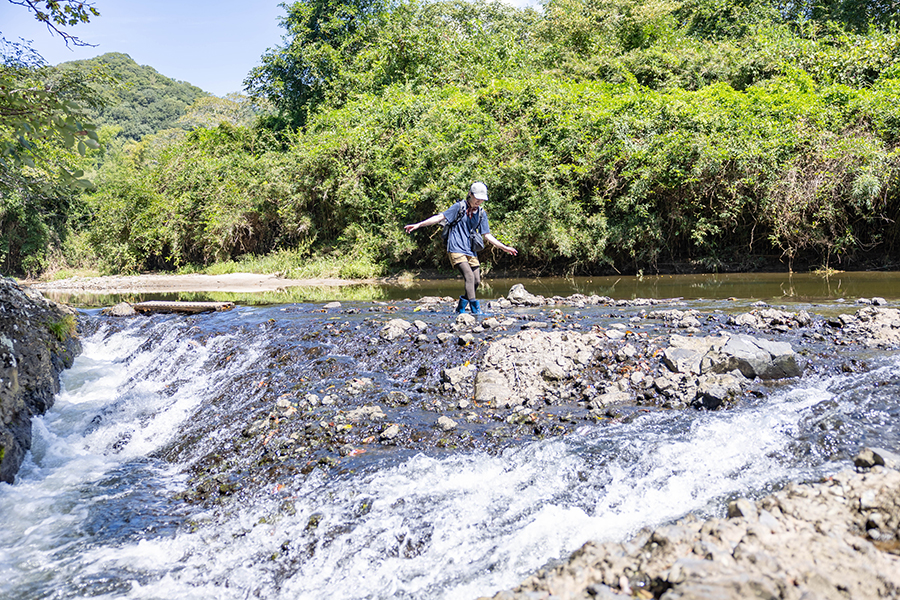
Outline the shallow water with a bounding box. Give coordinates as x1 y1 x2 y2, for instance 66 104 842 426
40 270 900 307
1 296 899 599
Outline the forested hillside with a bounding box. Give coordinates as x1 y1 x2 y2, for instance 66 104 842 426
59 53 209 140
3 0 900 279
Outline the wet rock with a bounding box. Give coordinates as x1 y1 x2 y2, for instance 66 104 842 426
323 301 341 310
347 377 374 394
727 498 759 521
101 302 137 317
452 313 477 331
1 279 81 483
381 318 413 340
507 284 544 306
436 332 454 344
380 423 401 441
387 391 410 405
590 383 631 408
693 372 745 410
486 466 900 600
345 405 386 421
855 447 900 470
457 333 475 346
437 416 457 431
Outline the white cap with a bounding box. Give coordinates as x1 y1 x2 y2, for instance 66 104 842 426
470 181 488 201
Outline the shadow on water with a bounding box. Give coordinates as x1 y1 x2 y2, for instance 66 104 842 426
39 270 900 307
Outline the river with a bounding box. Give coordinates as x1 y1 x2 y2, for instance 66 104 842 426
2 274 900 599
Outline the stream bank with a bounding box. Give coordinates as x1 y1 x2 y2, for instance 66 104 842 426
0 278 81 483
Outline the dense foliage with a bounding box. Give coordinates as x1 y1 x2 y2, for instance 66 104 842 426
4 0 900 278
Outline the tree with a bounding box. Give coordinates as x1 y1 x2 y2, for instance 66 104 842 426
774 0 900 32
1 40 100 181
245 0 391 127
2 0 102 176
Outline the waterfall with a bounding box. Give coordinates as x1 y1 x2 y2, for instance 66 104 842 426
1 307 896 599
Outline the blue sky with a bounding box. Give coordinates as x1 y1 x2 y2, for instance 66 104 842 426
1 0 539 97
1 0 288 96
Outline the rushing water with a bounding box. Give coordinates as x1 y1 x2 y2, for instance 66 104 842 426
2 294 900 599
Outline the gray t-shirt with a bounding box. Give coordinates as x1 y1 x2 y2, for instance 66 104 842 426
443 200 490 257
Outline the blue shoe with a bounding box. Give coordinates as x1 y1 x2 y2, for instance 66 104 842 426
469 299 484 316
456 296 469 314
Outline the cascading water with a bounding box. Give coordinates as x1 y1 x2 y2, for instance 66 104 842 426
1 303 898 599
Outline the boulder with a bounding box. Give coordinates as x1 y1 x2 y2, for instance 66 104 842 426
101 302 137 317
437 416 458 431
710 334 802 379
662 333 801 381
507 284 544 306
1 279 82 483
380 318 413 340
475 369 515 408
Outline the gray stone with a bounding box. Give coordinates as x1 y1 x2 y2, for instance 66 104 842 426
380 318 413 340
727 498 758 521
437 416 458 431
101 302 137 317
442 365 475 387
475 369 514 407
507 284 544 306
855 447 900 470
711 334 801 379
380 423 401 441
323 301 342 309
458 333 476 346
663 347 703 374
346 405 386 421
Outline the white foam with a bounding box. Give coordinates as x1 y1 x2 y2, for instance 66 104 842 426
1 318 892 600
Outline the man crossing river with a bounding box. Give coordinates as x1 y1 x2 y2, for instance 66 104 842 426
404 182 517 315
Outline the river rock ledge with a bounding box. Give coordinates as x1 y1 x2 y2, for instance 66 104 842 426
0 278 81 483
481 448 900 600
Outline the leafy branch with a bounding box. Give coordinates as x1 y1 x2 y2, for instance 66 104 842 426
7 0 100 47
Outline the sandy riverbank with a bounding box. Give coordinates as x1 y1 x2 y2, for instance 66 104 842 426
20 273 381 294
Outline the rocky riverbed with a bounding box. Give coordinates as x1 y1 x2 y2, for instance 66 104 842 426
107 286 893 504
7 279 900 598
